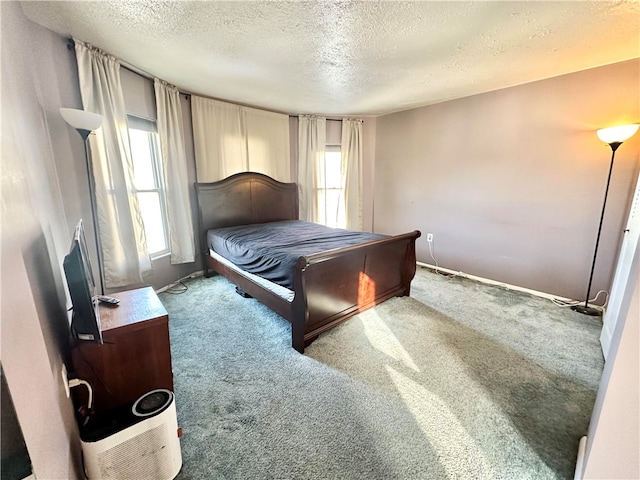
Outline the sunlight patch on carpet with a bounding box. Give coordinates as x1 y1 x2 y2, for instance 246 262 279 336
387 364 494 480
359 309 420 372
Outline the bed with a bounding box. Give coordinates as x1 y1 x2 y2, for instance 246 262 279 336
195 172 421 353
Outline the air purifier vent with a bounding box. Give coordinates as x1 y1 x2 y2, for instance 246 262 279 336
98 423 172 478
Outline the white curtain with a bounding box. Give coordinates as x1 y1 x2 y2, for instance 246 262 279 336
192 96 246 182
244 106 291 182
154 79 195 264
75 41 151 287
192 95 290 182
341 119 364 230
298 115 326 222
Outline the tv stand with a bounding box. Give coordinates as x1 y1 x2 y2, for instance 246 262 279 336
70 287 174 414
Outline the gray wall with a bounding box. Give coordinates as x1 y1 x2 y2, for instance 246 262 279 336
0 10 201 478
1 3 85 478
374 59 640 301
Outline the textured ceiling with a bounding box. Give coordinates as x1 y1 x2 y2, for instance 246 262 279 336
21 1 640 116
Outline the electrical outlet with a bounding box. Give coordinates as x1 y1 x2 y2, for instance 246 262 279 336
61 364 70 398
426 233 433 243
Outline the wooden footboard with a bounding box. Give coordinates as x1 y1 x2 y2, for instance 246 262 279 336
205 230 420 353
290 230 420 352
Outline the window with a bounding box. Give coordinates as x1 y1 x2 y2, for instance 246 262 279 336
316 145 345 228
128 116 169 257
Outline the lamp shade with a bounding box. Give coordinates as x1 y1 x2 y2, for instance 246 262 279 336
596 124 639 144
60 108 103 132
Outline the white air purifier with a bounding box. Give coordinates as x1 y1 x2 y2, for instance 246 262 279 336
80 389 182 480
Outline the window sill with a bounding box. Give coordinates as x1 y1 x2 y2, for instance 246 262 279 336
150 251 170 262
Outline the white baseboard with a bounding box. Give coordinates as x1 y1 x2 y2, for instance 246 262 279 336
416 261 579 304
574 435 587 479
156 270 204 293
161 264 587 308
599 324 613 360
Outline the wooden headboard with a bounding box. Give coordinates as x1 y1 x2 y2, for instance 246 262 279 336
195 172 299 235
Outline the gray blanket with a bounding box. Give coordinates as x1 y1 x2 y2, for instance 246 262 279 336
208 220 386 289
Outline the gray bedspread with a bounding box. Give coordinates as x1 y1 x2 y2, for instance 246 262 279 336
208 220 386 289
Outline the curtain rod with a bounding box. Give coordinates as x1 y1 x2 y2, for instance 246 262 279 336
66 38 367 121
65 37 290 115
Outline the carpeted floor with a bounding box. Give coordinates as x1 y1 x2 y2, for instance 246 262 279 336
160 266 604 479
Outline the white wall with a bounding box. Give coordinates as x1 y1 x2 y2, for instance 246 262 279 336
582 242 640 479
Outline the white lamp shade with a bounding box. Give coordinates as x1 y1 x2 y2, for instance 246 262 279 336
596 124 639 144
60 108 103 131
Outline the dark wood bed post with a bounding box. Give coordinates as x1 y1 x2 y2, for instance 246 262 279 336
401 238 419 296
291 257 311 353
194 182 211 278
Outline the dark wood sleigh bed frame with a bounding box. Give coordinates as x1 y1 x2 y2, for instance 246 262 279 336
195 172 421 353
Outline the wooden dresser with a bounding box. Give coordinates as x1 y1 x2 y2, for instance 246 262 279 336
71 287 174 414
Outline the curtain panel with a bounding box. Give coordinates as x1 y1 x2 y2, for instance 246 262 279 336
191 95 290 183
75 40 151 288
192 96 246 182
154 79 195 264
243 106 291 182
341 119 364 231
297 115 326 222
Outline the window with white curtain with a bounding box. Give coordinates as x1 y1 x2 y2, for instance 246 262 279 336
316 145 345 228
127 115 169 257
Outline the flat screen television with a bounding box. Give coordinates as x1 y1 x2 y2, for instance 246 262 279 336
64 220 102 343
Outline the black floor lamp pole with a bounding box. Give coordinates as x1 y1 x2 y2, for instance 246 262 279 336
60 108 105 295
572 142 620 316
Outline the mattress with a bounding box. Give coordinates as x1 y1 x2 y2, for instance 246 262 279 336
207 220 386 289
209 249 295 302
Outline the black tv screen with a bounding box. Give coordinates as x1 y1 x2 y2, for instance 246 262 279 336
63 220 102 343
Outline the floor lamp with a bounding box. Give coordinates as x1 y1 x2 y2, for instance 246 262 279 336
572 123 639 316
60 107 105 295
